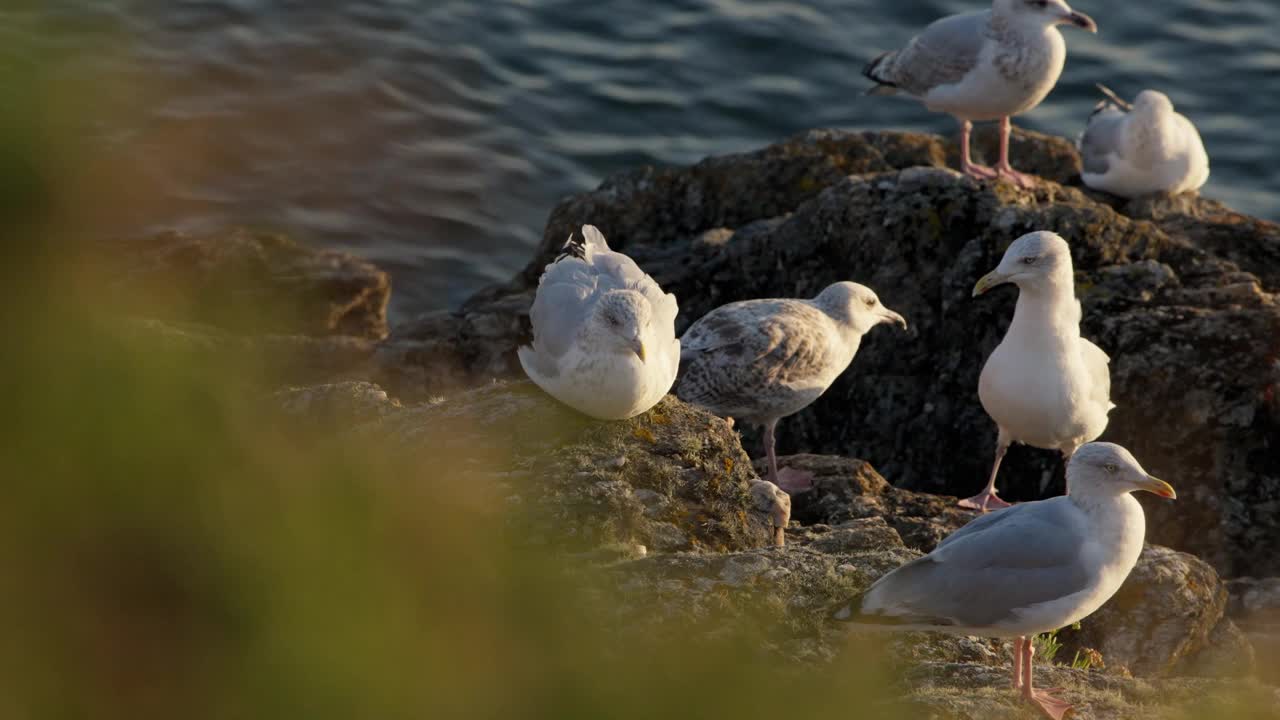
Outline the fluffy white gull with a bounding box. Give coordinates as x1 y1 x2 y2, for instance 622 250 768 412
676 282 906 496
518 225 680 420
863 0 1097 187
1079 85 1210 198
837 442 1175 720
963 230 1113 511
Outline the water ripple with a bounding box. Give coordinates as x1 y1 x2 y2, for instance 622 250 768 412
22 0 1280 317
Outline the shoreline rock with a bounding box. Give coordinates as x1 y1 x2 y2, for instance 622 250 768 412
388 128 1279 579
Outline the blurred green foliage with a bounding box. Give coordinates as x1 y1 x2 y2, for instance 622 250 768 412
0 29 899 720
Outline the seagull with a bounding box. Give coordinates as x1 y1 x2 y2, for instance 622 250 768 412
518 225 680 420
837 442 1176 720
863 0 1097 187
1079 85 1210 198
963 231 1113 511
676 282 907 494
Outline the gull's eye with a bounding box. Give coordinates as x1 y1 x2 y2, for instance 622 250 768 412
1103 463 1119 473
1021 256 1038 265
863 297 877 308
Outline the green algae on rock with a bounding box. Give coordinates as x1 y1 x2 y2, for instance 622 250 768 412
353 382 777 554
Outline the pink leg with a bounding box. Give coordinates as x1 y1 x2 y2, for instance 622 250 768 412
994 117 1036 188
959 430 1013 512
762 418 780 486
1012 637 1027 690
1022 637 1073 720
764 417 814 493
959 119 997 179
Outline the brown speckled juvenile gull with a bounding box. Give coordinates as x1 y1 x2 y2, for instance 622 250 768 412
863 0 1097 187
676 282 906 495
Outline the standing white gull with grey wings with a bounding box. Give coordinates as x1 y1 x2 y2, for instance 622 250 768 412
838 442 1176 720
519 225 680 420
965 231 1113 511
1079 85 1210 198
863 0 1097 187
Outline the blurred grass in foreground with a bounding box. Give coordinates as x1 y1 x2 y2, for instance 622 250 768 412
0 24 898 720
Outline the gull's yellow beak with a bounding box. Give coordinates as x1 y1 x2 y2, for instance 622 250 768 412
633 340 646 363
1137 475 1177 499
972 271 1006 297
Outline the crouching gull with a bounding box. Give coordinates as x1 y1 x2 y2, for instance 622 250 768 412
519 225 680 420
836 442 1176 720
963 231 1113 511
1079 85 1210 198
676 282 906 495
863 0 1097 187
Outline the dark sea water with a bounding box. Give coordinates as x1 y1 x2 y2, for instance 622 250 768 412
16 1 1280 319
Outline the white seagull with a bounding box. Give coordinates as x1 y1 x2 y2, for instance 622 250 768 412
676 282 907 494
863 0 1097 187
1079 85 1210 198
518 225 680 420
964 231 1113 511
838 442 1176 720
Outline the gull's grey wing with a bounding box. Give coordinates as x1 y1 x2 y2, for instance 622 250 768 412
526 258 597 359
676 300 833 418
580 225 680 338
866 11 989 96
527 225 678 360
859 498 1092 629
1079 104 1127 175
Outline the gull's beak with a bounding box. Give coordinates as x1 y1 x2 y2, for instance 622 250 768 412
1062 7 1098 33
972 271 1007 297
1137 475 1177 499
881 310 908 330
1097 83 1133 111
632 339 647 363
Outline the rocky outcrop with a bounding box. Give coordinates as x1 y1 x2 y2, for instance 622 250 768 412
109 127 1280 718
771 453 1248 679
346 382 777 554
105 228 391 339
391 128 1280 579
1055 545 1249 678
596 512 1273 719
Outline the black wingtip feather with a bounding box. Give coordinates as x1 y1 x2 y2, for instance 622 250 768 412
831 591 954 627
862 52 896 85
555 230 587 263
861 52 899 96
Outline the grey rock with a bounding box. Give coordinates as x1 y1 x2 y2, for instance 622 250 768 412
359 381 777 554
394 128 1279 578
1056 545 1229 677
105 228 391 339
274 381 400 426
774 454 1252 679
